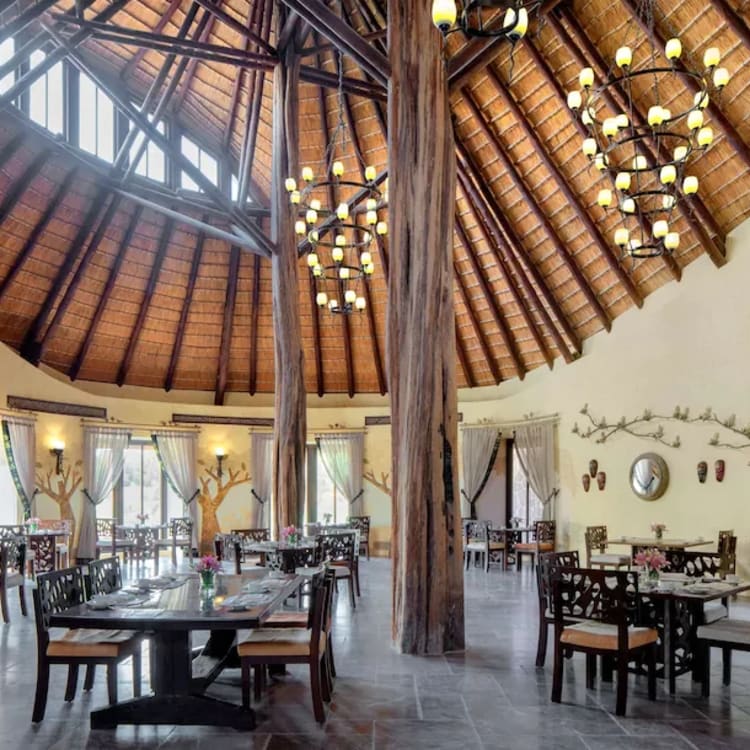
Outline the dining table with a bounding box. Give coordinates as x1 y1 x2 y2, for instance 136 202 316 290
608 536 714 557
49 568 301 730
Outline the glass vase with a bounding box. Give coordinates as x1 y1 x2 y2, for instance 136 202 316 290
200 570 215 592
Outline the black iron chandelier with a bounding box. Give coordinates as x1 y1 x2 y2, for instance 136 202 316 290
431 1 539 40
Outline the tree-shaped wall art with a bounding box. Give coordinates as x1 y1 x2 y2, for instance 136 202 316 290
34 460 82 554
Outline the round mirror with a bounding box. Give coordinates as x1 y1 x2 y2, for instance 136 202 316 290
629 452 669 501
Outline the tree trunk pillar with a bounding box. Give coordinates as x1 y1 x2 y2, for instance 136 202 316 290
271 44 305 537
387 0 464 653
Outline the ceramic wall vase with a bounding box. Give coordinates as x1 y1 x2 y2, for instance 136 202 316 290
589 459 598 478
715 459 726 482
596 471 606 491
697 461 708 484
582 474 591 492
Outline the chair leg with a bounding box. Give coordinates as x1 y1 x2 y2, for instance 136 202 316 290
585 653 596 690
320 655 332 702
535 617 549 668
647 645 657 702
309 660 326 723
106 664 118 705
601 654 614 683
348 578 356 609
254 665 263 702
132 646 142 698
32 660 50 722
722 647 732 686
551 639 564 703
354 564 361 597
0 587 8 624
702 644 711 698
241 661 251 709
18 585 27 616
83 664 96 691
64 664 79 702
615 655 629 716
328 637 337 678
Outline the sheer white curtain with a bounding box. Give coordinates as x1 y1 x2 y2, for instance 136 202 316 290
513 421 558 520
250 433 273 528
152 431 200 548
316 433 365 515
2 417 37 519
460 426 500 519
78 427 129 559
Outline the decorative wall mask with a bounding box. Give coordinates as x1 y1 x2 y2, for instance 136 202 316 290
630 453 669 501
697 460 708 483
596 471 607 491
589 459 598 477
582 474 591 492
715 459 726 482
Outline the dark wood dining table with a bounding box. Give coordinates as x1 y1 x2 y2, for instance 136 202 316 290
49 569 301 730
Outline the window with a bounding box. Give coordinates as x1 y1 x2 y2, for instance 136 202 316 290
0 38 15 96
129 119 166 182
0 446 19 525
28 49 63 135
181 134 218 192
509 441 542 527
79 73 115 162
311 445 348 524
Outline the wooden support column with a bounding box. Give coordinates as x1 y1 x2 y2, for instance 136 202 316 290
388 0 464 654
271 42 305 535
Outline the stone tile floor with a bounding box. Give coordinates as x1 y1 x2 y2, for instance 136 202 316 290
0 559 749 748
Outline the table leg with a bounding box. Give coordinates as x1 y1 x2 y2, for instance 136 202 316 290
664 599 675 694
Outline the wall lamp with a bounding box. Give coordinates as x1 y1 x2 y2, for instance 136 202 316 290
215 447 227 478
50 439 65 475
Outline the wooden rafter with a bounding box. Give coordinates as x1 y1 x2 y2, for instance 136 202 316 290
190 0 276 55
19 191 108 364
215 245 240 406
0 167 77 300
455 320 476 388
0 149 50 224
277 0 390 85
485 61 644 308
456 163 553 370
454 210 525 380
69 206 143 381
248 254 263 395
0 133 25 172
115 218 174 387
165 226 207 392
553 8 726 268
0 0 60 43
711 0 750 49
35 192 123 359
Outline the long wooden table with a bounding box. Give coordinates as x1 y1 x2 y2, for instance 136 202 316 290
50 569 300 730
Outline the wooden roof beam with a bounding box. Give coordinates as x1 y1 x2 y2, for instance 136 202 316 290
460 87 607 337
456 136 575 364
711 0 750 49
0 133 26 172
190 0 276 55
0 0 61 44
620 0 750 173
116 218 174 386
214 245 240 405
0 148 50 224
165 226 207 391
19 191 108 364
485 61 643 308
277 0 390 85
554 8 726 268
456 162 554 370
248 254 263 395
455 320 476 388
69 206 143 381
35 192 123 359
454 210 525 381
0 167 77 301
306 267 325 398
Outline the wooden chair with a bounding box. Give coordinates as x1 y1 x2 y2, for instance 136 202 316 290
95 519 135 565
27 533 57 576
585 525 630 568
38 519 72 569
238 572 331 723
88 556 123 596
348 516 371 559
663 549 730 625
0 534 27 623
320 532 358 608
697 618 750 697
534 550 580 667
551 567 657 716
154 517 193 572
232 528 270 567
463 520 489 570
515 520 556 570
123 526 157 574
31 566 143 722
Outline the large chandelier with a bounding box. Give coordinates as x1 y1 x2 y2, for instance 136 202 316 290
566 3 730 259
431 1 538 40
285 52 386 315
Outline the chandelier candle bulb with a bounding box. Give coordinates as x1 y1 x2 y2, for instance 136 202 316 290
309 230 319 242
683 175 699 194
339 267 350 280
579 67 594 88
703 47 720 68
663 194 676 209
621 198 635 213
313 264 323 277
360 251 372 265
336 202 349 220
660 165 677 184
687 110 704 130
431 0 457 31
290 190 301 204
694 91 710 109
366 210 378 225
664 232 680 250
376 221 388 235
332 161 344 177
594 152 608 171
295 220 306 235
713 67 730 88
647 105 664 126
603 118 618 137
316 292 328 307
615 172 631 191
307 253 319 267
366 198 377 211
597 189 612 207
615 228 630 246
302 166 314 182
364 165 377 182
310 199 321 212
582 138 597 157
673 145 688 161
332 246 344 263
344 290 357 304
653 220 669 238
335 234 346 247
355 297 366 311
632 155 648 171
581 109 594 126
665 38 682 60
364 262 375 275
306 209 318 224
328 299 339 311
509 7 528 38
615 113 629 129
284 177 296 192
567 90 582 109
615 46 632 68
697 127 713 147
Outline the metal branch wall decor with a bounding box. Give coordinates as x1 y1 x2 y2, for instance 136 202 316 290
572 404 750 458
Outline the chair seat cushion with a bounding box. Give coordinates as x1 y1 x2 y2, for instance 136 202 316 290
465 542 485 552
697 618 750 644
237 628 325 657
333 566 351 578
265 611 309 627
294 566 322 577
703 602 728 625
515 542 554 552
560 621 658 651
47 629 138 658
3 571 23 587
590 553 631 566
488 542 505 551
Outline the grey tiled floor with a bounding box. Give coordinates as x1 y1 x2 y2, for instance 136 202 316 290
1 559 749 748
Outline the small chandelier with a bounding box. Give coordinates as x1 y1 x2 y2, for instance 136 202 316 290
285 52 386 315
431 0 537 40
567 3 730 259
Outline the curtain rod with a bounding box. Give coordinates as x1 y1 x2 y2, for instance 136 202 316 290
80 419 201 433
460 413 559 431
312 427 367 435
0 407 37 421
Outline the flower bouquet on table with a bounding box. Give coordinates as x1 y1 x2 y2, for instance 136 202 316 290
651 523 667 541
635 547 668 586
25 517 41 533
135 512 149 526
196 555 221 590
281 525 299 545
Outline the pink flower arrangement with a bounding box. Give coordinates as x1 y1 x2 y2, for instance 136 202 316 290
634 547 668 572
195 555 221 574
281 525 299 544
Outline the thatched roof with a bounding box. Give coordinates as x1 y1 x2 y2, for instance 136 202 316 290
0 0 749 400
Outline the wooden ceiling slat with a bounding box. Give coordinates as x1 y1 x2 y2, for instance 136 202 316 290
455 319 476 388
214 244 240 405
0 150 50 224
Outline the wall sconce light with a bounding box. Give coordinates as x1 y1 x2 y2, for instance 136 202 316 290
215 447 227 478
50 439 65 475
